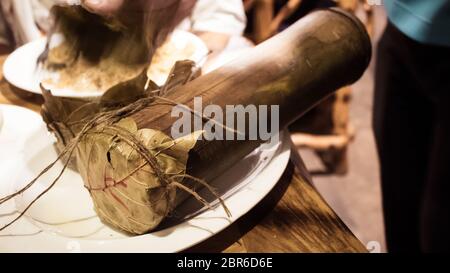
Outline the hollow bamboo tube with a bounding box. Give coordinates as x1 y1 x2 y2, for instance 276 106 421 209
130 8 371 184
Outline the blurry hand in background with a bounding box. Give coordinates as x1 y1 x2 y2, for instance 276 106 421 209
81 0 196 21
81 0 124 16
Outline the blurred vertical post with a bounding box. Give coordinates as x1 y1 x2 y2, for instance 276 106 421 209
253 0 274 43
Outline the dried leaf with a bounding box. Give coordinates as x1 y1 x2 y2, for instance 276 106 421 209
100 69 155 108
76 118 202 234
159 60 201 96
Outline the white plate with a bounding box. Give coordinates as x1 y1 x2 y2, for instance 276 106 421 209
0 105 290 253
2 30 209 98
0 108 3 132
0 105 43 203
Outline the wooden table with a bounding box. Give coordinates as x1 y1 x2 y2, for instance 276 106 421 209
0 55 367 253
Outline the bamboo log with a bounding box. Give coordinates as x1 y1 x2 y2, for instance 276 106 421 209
131 8 371 185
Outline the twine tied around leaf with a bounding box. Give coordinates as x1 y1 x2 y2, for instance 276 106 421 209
0 91 232 233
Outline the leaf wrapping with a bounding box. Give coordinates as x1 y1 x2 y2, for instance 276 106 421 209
76 118 201 234
41 60 202 234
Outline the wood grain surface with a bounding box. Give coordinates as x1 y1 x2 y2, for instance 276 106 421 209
190 158 367 253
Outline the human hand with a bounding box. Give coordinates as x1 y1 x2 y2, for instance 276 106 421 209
81 0 195 18
80 0 196 34
81 0 125 16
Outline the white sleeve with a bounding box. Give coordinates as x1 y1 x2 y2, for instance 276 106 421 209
10 0 42 43
190 0 247 36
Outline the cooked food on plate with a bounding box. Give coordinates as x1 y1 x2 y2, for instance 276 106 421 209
41 4 199 93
